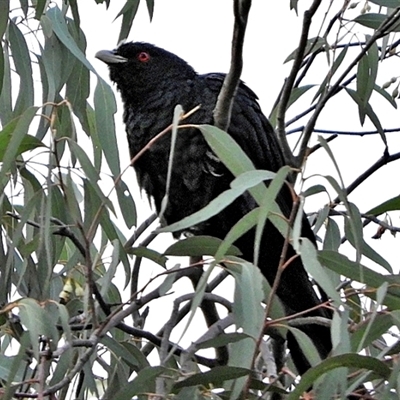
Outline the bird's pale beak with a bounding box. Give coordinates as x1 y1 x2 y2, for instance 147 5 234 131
95 50 128 64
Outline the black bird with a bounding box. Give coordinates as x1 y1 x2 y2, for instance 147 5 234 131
96 42 332 375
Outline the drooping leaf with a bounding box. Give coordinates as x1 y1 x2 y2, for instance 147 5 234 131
374 83 397 108
300 238 341 304
284 36 326 63
344 212 392 273
18 298 60 360
346 87 387 145
164 235 241 257
0 126 45 161
173 366 250 390
0 107 39 188
115 0 140 43
0 43 12 125
115 179 136 228
0 1 9 40
34 0 46 20
269 85 315 126
313 44 349 103
47 6 96 73
354 13 400 32
8 21 34 117
94 77 120 177
288 354 391 400
158 170 277 235
113 366 166 400
319 250 400 309
101 336 149 371
356 40 378 125
195 332 250 350
129 246 167 267
146 0 154 20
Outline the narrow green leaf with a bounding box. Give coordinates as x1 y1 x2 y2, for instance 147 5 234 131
159 104 183 220
0 107 39 188
300 238 341 304
227 258 265 338
49 349 73 386
0 43 4 96
47 6 96 73
319 250 400 309
354 13 400 32
269 85 314 126
284 37 326 63
198 124 290 238
313 45 348 103
101 336 149 371
366 194 400 215
164 235 241 257
288 354 390 400
116 0 140 43
345 212 392 273
94 77 120 176
34 0 46 20
374 83 397 109
351 312 393 352
18 298 60 360
68 0 81 32
215 208 260 261
0 354 32 382
0 127 45 161
323 217 341 252
158 170 276 234
196 333 250 350
302 184 326 198
8 21 34 116
129 246 167 267
114 366 165 400
115 179 136 228
312 204 330 236
0 43 12 125
67 139 113 213
287 326 322 367
158 269 178 296
173 366 250 390
146 0 154 20
0 1 9 39
65 60 90 134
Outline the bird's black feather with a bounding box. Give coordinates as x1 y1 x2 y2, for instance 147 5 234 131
96 42 332 375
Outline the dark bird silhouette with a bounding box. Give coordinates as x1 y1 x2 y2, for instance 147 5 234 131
96 42 332 375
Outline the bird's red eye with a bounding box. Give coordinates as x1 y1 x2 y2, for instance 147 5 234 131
137 52 150 62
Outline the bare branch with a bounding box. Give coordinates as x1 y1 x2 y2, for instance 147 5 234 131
213 0 252 131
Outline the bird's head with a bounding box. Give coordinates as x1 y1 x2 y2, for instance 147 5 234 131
95 42 197 103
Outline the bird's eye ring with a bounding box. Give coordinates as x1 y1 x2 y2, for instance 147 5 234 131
137 52 150 62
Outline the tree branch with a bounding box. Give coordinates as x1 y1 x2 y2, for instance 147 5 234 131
213 0 252 131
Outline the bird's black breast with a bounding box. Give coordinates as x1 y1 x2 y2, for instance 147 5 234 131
123 77 233 232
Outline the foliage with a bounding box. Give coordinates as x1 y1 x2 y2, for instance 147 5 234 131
0 1 400 399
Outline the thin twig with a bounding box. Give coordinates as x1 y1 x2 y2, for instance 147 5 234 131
277 0 323 166
297 7 400 165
